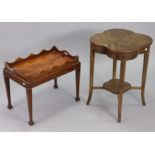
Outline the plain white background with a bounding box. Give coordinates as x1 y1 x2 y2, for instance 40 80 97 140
0 22 155 131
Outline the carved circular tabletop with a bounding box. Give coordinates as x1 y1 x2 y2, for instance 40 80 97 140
90 29 153 60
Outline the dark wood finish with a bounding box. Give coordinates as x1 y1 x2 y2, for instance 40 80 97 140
3 76 13 109
26 88 34 126
54 78 58 89
75 64 81 101
87 29 153 122
3 46 81 125
5 46 79 82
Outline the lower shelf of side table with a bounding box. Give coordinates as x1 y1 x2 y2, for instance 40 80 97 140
103 79 132 94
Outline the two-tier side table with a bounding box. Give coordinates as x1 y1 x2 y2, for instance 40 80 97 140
3 46 81 125
86 29 153 122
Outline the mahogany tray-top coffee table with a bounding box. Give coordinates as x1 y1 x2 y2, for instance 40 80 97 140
3 46 81 125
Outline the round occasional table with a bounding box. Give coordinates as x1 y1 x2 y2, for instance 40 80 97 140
86 29 153 122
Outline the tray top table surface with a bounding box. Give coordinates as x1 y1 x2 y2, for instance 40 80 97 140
5 46 79 81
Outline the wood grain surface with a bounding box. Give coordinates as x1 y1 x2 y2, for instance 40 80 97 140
91 29 152 60
5 46 79 81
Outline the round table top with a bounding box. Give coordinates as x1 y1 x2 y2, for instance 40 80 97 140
90 29 153 60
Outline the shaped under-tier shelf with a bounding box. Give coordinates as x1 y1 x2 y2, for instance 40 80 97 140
103 79 131 94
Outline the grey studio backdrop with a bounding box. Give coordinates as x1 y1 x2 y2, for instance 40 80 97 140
0 22 154 131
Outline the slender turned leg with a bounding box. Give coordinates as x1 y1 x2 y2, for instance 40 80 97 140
75 64 81 101
113 59 117 79
4 75 13 109
118 94 123 123
141 51 150 106
54 78 58 89
86 45 95 105
26 88 34 126
118 60 126 123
